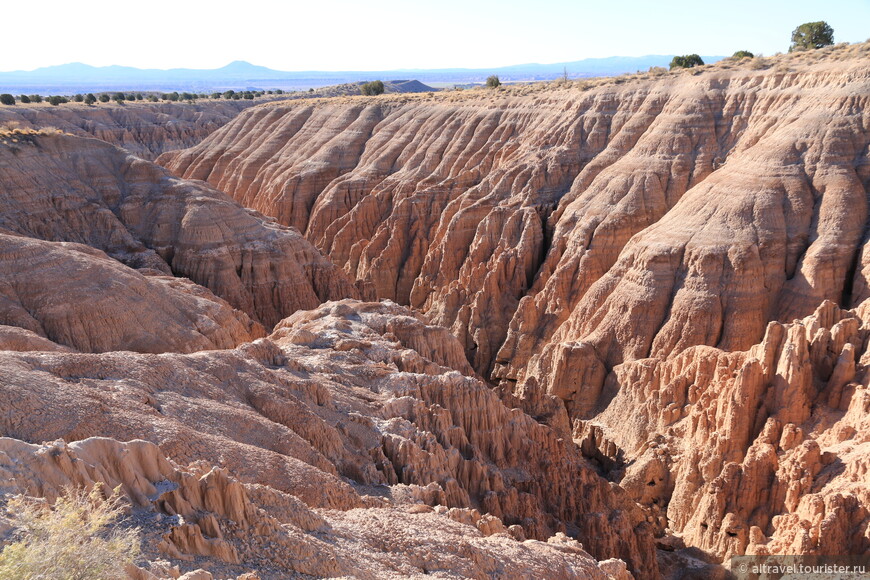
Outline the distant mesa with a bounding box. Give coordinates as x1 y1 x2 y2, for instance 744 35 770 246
0 55 725 93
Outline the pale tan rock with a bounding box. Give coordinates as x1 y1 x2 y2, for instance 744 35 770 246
0 325 72 352
0 233 260 353
0 133 358 335
588 300 870 562
160 46 870 385
0 300 657 578
0 100 254 160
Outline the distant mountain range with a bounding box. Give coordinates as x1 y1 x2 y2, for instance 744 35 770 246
0 56 725 94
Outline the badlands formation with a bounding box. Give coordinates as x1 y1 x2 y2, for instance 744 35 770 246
0 42 869 579
0 100 253 160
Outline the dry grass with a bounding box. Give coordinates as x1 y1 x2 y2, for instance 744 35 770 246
0 484 140 580
248 40 870 111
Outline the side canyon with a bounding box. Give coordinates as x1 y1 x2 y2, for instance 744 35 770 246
1 41 869 579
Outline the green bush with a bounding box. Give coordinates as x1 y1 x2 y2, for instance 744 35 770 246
789 21 834 52
486 75 501 88
73 94 84 102
84 94 97 105
47 96 67 106
98 94 110 103
0 94 15 105
18 95 30 104
360 80 385 96
732 50 754 59
275 89 284 95
0 484 140 580
670 54 704 69
28 95 42 104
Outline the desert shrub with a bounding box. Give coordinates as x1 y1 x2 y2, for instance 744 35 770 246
98 94 110 103
18 95 30 104
0 484 140 580
648 66 668 75
210 92 221 99
222 90 235 100
125 93 135 101
28 95 42 103
486 75 501 88
0 94 15 106
73 94 84 102
732 50 754 59
790 21 833 52
84 94 96 105
47 96 67 106
275 89 284 95
113 93 125 104
360 80 385 96
148 95 159 102
670 54 704 69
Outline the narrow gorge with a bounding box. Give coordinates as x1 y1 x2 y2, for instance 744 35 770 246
0 40 868 580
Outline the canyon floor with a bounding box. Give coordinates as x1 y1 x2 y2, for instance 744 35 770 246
1 42 869 580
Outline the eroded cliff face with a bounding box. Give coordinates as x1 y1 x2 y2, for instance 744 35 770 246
157 43 870 572
0 100 253 160
0 300 650 579
0 232 261 353
0 132 357 351
160 45 870 386
590 300 870 561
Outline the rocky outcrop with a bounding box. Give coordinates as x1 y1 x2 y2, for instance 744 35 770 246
157 44 870 573
0 436 628 579
0 132 358 340
0 299 655 578
160 44 870 388
0 101 253 160
587 300 870 562
0 233 260 352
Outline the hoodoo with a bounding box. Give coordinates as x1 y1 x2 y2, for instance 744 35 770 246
1 21 869 580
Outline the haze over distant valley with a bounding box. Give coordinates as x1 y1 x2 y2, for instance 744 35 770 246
0 56 727 93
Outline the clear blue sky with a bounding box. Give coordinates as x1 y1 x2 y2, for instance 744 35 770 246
4 0 869 71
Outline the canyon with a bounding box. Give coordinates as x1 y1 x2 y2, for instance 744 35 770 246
1 41 869 579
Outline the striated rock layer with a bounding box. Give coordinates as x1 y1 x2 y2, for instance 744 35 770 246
158 43 870 572
0 232 260 353
0 300 651 578
0 100 254 160
160 44 870 389
0 436 633 580
0 132 358 352
586 299 870 562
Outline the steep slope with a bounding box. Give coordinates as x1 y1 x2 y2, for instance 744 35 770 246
0 232 260 353
590 300 870 561
158 43 870 570
0 300 654 578
0 131 358 338
0 100 253 160
160 44 870 384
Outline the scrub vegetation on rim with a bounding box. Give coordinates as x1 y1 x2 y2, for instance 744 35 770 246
0 36 868 580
